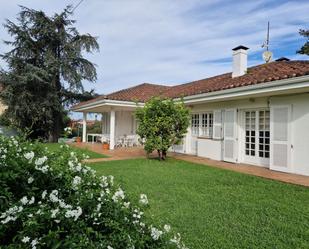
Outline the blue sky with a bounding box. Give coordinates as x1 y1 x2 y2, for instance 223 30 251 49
0 0 308 97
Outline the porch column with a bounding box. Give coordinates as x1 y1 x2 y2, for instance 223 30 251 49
101 114 105 136
82 112 87 143
185 125 191 154
110 109 116 150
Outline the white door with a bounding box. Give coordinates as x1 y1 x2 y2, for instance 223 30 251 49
243 110 270 167
270 105 291 172
223 109 237 163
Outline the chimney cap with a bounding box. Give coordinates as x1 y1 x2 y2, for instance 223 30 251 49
232 45 249 51
275 57 290 62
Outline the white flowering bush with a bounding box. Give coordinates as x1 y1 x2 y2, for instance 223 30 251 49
0 136 187 249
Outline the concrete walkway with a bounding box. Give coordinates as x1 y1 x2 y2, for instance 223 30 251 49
71 143 150 163
71 143 309 187
171 153 309 187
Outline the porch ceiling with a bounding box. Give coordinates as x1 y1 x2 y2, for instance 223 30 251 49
72 100 144 113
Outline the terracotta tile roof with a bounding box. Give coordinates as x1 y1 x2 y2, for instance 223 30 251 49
72 60 309 110
163 60 309 99
72 83 171 109
105 83 171 102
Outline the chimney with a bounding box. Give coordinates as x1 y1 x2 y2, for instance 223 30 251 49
232 45 249 78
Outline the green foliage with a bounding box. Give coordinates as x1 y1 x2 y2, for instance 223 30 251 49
87 120 103 134
0 136 187 249
297 29 309 55
0 112 11 127
0 6 99 141
135 98 190 160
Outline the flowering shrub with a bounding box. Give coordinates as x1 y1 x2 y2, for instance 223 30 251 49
0 136 187 249
63 127 72 138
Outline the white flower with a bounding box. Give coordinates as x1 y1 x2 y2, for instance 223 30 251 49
65 206 82 221
139 194 148 205
28 177 34 184
150 227 163 240
51 208 59 218
24 152 34 161
107 246 113 249
28 197 35 205
76 164 82 172
21 236 30 243
72 176 82 189
41 190 47 199
123 202 130 208
34 156 47 166
20 196 29 205
35 164 49 173
164 224 171 233
31 238 38 249
112 188 125 203
49 190 59 203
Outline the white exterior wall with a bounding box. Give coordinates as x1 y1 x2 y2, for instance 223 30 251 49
186 97 269 160
180 94 309 176
103 111 136 138
115 111 136 137
270 93 309 176
197 139 222 160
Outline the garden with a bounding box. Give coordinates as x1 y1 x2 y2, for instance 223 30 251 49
0 4 309 249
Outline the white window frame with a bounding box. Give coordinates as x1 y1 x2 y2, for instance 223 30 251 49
191 112 213 138
200 112 213 138
191 114 199 136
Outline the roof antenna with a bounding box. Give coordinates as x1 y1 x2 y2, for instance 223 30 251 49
261 21 273 63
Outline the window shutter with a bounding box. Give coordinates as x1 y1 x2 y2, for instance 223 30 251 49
270 105 291 170
223 109 237 163
213 110 222 139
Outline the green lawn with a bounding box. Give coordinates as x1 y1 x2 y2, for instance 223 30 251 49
44 143 107 159
90 158 309 249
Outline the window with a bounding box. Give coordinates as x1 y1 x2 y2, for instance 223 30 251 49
191 114 199 136
258 110 270 158
201 113 213 137
191 113 213 137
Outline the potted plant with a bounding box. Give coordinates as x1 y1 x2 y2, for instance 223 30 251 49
102 142 109 150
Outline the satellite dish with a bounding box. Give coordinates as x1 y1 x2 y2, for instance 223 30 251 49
261 22 273 63
263 51 273 63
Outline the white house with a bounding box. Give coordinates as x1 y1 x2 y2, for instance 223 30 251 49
72 46 309 176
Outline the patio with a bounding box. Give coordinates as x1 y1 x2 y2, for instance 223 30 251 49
71 142 309 187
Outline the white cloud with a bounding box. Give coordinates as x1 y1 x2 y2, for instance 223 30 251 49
0 0 308 95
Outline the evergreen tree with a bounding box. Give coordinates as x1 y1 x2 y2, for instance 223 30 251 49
0 5 99 141
297 29 309 55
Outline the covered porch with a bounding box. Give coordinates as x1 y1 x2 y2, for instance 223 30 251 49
73 99 143 150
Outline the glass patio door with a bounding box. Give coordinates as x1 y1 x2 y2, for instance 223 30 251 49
244 110 270 166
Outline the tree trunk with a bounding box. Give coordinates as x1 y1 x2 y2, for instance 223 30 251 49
48 42 63 143
48 111 61 142
157 150 162 160
162 150 167 160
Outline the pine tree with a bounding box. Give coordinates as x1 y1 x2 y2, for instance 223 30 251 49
0 5 99 141
297 29 309 55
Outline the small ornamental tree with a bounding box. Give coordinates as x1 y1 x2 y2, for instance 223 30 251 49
297 29 309 56
135 98 190 160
